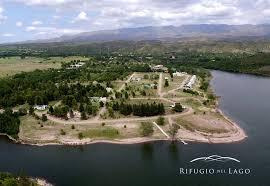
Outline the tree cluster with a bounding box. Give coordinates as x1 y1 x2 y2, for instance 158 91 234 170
0 109 20 136
183 89 199 96
112 102 165 117
140 122 154 136
0 172 37 186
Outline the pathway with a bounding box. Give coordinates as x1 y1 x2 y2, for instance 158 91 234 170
118 72 136 92
35 107 193 125
158 72 163 97
167 75 190 94
153 122 170 139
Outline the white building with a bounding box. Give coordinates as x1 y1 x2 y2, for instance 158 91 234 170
34 105 48 111
131 77 142 82
67 62 86 69
100 97 107 103
152 65 164 71
106 87 113 93
184 75 197 89
173 72 184 77
170 55 176 59
90 97 107 103
152 65 168 72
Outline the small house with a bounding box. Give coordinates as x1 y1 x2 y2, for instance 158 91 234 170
173 72 184 77
34 105 48 111
184 75 196 89
106 87 113 93
131 77 142 82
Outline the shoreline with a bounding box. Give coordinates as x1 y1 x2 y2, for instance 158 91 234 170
34 178 53 186
1 102 247 146
1 111 247 146
1 74 247 147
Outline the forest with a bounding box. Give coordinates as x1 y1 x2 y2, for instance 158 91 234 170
166 52 270 76
2 40 270 75
0 58 152 135
0 172 38 186
0 109 20 137
0 59 151 108
112 102 165 116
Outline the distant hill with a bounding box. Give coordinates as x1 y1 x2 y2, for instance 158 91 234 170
3 24 270 56
23 24 270 44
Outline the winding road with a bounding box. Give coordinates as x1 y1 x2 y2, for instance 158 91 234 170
35 72 195 128
36 107 193 125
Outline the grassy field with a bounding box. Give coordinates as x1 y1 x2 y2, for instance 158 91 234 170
81 127 120 139
174 113 230 134
126 73 159 97
0 56 88 77
163 73 186 92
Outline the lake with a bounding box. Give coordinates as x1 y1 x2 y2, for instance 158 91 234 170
0 70 269 186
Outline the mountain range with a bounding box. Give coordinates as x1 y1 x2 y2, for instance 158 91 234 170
28 24 270 44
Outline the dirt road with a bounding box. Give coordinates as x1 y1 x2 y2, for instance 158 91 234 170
168 75 190 94
36 107 193 125
158 72 163 97
118 72 136 92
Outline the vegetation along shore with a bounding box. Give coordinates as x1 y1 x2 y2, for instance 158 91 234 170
0 54 247 146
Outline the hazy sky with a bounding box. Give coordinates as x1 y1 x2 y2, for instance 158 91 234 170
1 0 270 42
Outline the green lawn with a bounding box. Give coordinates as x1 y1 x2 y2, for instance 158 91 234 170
81 127 120 139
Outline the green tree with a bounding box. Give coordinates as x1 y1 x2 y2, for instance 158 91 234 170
60 129 66 135
29 106 34 115
174 103 183 112
18 108 27 116
108 107 115 118
164 79 169 87
169 123 180 140
124 92 129 99
141 90 146 96
81 111 87 120
156 116 165 126
69 109 74 118
140 122 154 136
78 132 83 139
100 101 104 107
49 106 54 114
86 104 93 115
132 91 136 97
79 103 85 112
143 74 149 79
41 114 48 122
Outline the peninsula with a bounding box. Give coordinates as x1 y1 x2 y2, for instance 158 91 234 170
0 56 246 146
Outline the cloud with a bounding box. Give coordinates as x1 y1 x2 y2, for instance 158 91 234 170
32 20 43 25
25 25 85 37
9 0 270 29
12 0 81 6
72 11 89 23
0 6 7 24
26 26 37 31
16 21 23 27
53 15 61 19
2 33 15 37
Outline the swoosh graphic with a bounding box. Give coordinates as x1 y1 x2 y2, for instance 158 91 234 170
190 155 240 163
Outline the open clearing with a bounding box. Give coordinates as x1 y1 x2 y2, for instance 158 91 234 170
0 56 88 77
